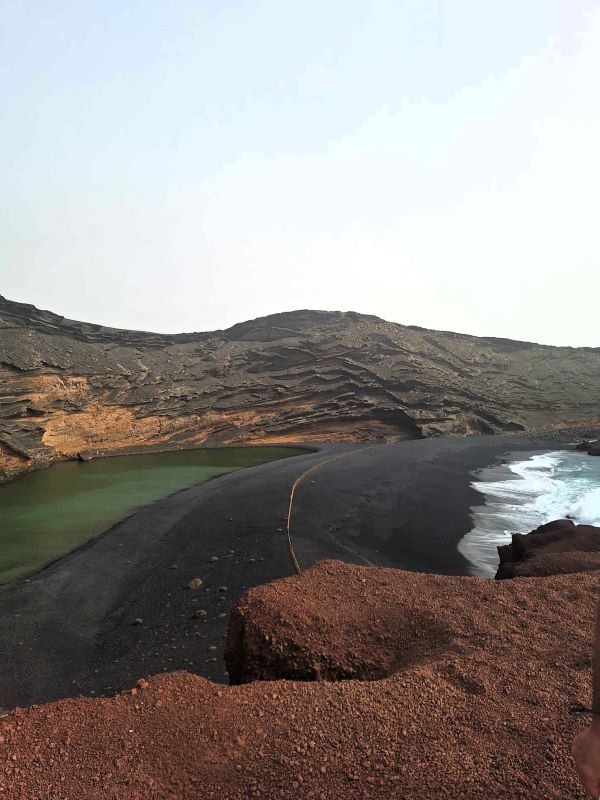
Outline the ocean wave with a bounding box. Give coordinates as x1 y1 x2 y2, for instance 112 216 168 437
458 450 600 576
567 486 600 526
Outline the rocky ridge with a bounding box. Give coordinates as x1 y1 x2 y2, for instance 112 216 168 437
0 559 596 798
576 439 600 455
2 295 600 481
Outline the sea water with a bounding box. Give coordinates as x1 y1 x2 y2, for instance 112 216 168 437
458 449 600 577
0 446 307 584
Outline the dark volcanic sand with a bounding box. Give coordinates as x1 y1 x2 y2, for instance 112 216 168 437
0 436 544 709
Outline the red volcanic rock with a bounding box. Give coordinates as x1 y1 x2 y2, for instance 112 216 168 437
496 519 600 578
2 560 598 798
501 551 600 578
225 561 453 683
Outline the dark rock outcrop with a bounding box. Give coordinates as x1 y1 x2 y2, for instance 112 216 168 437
575 440 600 455
2 295 600 481
496 519 600 578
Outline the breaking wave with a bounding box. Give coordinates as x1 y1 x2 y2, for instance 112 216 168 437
458 450 600 577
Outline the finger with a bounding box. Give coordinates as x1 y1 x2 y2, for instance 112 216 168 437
572 756 593 795
575 764 600 798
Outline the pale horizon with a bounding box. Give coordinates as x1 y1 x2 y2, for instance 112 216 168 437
2 0 599 347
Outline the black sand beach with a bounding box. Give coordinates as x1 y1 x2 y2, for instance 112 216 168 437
0 435 552 709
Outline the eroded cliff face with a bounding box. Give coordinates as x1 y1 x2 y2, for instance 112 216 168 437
496 519 600 578
1 295 599 480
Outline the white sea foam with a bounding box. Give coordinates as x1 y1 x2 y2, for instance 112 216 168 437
458 450 600 577
568 486 600 526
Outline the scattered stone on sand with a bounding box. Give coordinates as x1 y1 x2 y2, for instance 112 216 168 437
187 578 203 590
133 618 143 626
192 609 207 619
217 586 228 593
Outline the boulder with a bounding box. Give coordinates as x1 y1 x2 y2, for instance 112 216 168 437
574 440 600 455
496 519 600 578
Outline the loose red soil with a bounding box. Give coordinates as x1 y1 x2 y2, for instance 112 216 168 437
0 560 596 798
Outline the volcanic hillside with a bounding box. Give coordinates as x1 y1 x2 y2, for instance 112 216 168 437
1 295 599 481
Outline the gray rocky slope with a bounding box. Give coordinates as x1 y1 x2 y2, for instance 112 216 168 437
1 295 598 480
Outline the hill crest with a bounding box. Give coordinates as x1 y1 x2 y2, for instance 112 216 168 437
1 295 599 481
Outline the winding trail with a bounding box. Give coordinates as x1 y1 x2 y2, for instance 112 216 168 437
0 435 542 709
285 445 375 574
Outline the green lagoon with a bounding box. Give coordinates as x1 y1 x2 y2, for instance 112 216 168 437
0 446 306 584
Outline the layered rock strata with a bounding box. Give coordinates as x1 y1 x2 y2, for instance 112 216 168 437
2 295 600 481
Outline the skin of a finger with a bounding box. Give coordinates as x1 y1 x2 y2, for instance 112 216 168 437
572 757 595 797
573 730 600 797
575 764 597 798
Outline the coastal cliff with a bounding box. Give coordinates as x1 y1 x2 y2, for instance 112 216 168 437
496 519 600 578
2 295 600 481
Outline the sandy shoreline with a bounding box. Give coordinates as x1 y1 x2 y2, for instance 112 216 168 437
0 434 561 709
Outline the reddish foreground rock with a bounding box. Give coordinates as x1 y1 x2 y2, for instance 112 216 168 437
1 560 597 799
496 519 600 578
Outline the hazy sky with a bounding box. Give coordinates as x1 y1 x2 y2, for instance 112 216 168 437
1 1 599 345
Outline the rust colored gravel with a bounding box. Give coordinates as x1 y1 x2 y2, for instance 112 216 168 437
0 560 597 799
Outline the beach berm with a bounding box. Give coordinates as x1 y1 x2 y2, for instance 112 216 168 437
0 559 595 798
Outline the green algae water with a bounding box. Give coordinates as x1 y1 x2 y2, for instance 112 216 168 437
0 446 307 585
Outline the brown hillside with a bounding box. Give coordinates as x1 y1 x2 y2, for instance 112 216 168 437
1 295 599 481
